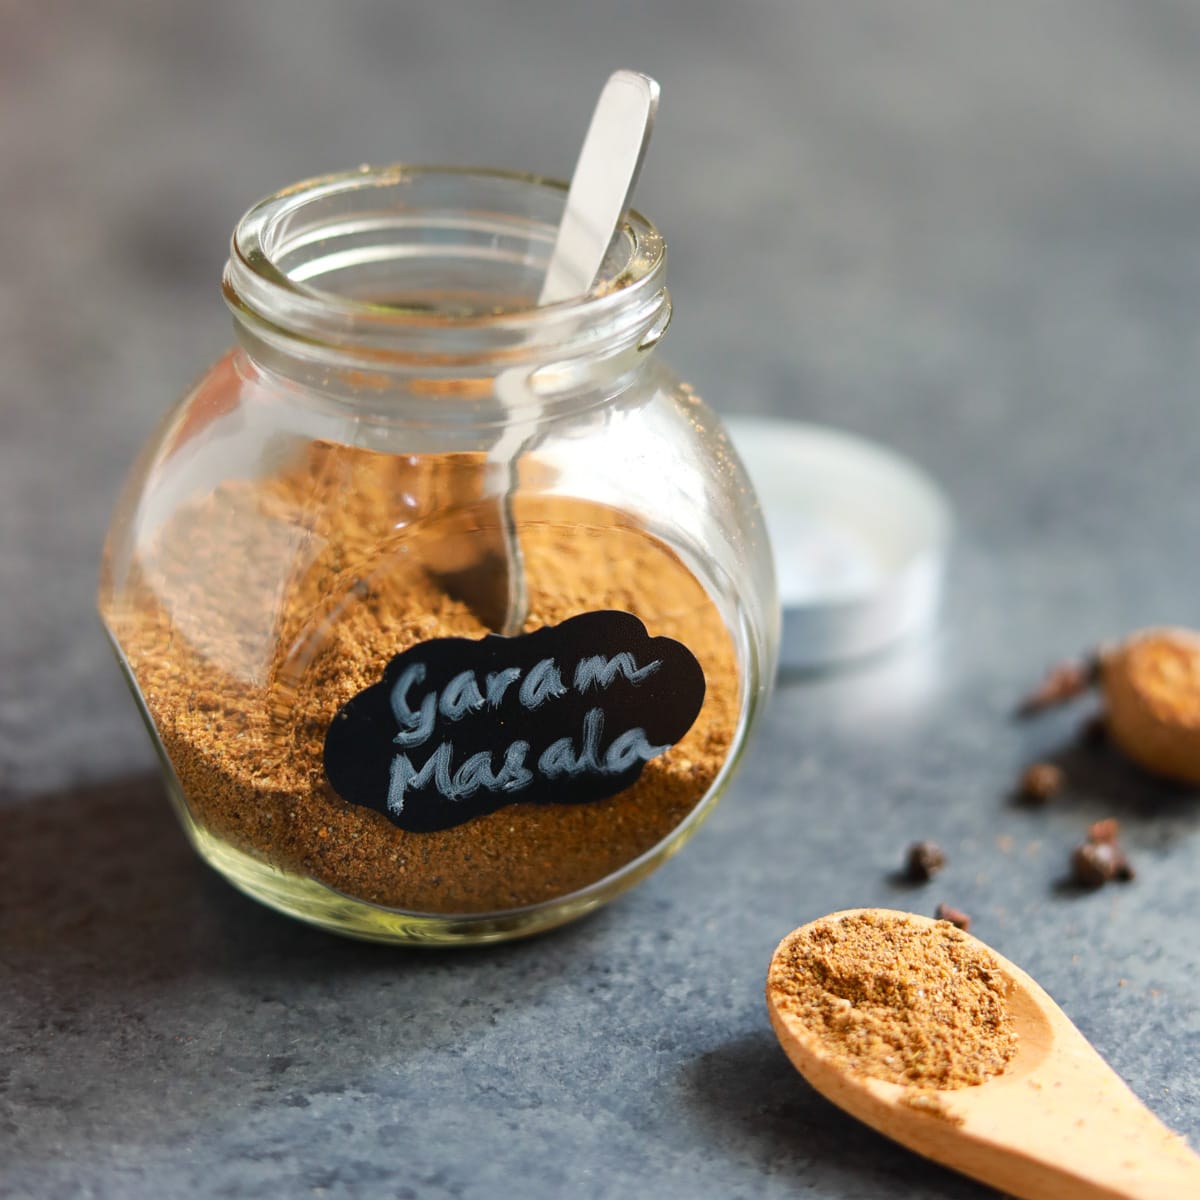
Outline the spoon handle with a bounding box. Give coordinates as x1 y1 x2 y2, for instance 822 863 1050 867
484 70 660 635
538 69 659 305
941 1033 1200 1199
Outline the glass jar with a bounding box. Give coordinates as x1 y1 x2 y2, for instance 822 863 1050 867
99 165 779 944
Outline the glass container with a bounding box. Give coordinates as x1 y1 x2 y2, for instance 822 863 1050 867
99 165 779 944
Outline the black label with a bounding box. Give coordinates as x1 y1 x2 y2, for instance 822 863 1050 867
323 610 706 832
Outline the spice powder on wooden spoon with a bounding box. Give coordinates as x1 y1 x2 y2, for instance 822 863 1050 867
767 911 1018 1090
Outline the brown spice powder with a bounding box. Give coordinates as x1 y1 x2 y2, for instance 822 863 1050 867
767 912 1017 1090
103 437 739 915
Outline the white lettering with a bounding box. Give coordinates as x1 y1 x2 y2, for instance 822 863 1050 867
604 727 672 774
535 717 672 779
387 741 454 813
383 640 677 813
390 663 437 748
485 667 522 708
389 740 537 812
536 708 607 779
574 653 661 692
519 657 567 710
538 737 579 779
450 750 500 799
441 670 486 721
578 707 603 772
498 740 534 791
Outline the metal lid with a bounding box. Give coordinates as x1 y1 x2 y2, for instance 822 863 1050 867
722 416 952 671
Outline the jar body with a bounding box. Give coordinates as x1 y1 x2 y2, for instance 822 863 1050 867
98 167 778 944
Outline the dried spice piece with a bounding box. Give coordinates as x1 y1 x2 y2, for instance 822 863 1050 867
1018 762 1064 805
1071 841 1124 888
935 903 971 932
1016 657 1098 716
1070 818 1134 888
767 911 1016 1090
1101 628 1200 785
904 840 946 882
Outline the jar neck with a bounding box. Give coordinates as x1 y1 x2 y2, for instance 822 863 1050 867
223 165 671 423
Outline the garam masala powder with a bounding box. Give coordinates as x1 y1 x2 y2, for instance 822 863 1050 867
768 911 1018 1090
103 435 740 916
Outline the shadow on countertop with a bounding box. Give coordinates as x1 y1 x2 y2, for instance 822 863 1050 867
0 773 620 1180
0 770 598 1011
0 773 380 987
681 1032 996 1199
1025 731 1200 826
1011 725 1200 893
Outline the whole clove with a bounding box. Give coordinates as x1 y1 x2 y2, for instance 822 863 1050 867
1016 657 1098 716
935 903 972 932
1069 818 1134 888
1018 762 1064 804
904 840 947 883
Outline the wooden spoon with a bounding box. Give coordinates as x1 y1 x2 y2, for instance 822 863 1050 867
767 909 1200 1199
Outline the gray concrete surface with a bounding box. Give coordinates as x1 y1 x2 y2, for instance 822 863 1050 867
3 2 1199 1197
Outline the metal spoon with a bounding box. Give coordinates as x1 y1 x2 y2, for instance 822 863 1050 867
537 69 661 306
768 909 1200 1199
433 70 659 634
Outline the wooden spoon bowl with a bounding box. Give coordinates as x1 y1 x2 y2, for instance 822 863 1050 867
767 909 1200 1200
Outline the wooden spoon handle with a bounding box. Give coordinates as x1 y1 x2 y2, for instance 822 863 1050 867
933 1040 1200 1200
771 1002 1200 1200
952 1108 1200 1199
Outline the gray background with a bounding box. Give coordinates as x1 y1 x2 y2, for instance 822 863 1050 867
3 2 1199 1197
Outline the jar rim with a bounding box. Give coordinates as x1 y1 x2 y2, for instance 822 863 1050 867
223 163 669 370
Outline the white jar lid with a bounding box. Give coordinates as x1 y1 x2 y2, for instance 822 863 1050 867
722 416 952 671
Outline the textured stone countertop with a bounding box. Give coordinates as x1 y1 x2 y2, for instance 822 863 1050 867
3 4 1199 1197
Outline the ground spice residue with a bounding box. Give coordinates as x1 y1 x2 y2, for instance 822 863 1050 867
102 409 739 915
768 912 1017 1090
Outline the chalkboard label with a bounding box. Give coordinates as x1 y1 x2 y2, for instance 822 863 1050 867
323 610 706 832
